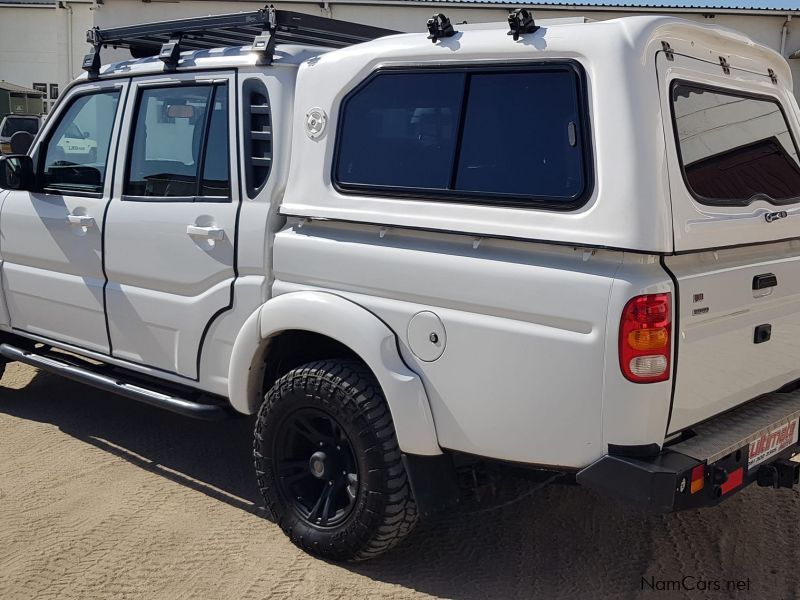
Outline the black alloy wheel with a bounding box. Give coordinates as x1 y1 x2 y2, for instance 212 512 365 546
275 408 359 528
254 359 418 561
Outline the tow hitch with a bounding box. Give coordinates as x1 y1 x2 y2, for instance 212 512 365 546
756 459 800 489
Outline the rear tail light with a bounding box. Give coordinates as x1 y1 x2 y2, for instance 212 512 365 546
690 464 705 494
619 293 671 383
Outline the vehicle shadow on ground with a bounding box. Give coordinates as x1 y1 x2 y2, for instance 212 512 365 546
2 368 800 599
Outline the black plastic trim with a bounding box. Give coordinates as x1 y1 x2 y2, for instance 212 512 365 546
193 69 244 379
401 452 460 519
242 77 273 198
660 255 681 436
332 60 595 213
607 443 662 458
101 80 132 356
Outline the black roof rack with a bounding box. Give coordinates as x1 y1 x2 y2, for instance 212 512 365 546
83 6 398 78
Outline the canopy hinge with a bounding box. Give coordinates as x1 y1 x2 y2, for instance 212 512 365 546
661 41 674 61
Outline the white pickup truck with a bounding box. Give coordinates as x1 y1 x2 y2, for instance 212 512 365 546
1 8 800 561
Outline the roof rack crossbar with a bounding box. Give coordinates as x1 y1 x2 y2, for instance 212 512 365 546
83 7 398 76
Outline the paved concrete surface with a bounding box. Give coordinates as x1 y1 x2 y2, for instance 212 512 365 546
1 362 799 600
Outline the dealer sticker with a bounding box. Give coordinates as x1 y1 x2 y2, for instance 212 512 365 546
748 418 799 470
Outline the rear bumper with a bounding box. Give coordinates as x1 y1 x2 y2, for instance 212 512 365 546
577 389 800 511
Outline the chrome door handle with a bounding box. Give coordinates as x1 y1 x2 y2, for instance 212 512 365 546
186 225 224 240
67 214 95 228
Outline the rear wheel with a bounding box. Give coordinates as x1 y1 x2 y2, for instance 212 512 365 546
254 359 417 561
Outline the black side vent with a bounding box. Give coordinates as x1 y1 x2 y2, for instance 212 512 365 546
243 78 272 198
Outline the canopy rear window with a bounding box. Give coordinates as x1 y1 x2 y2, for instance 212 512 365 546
671 82 800 207
334 64 592 210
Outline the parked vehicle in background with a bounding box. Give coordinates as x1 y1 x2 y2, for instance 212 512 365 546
0 115 40 154
0 81 44 122
2 8 800 563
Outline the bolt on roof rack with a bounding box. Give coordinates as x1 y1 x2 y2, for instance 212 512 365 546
83 5 398 79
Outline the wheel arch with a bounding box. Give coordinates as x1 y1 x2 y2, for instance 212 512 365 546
228 291 442 456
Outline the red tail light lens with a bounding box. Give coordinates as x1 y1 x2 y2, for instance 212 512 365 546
619 293 671 383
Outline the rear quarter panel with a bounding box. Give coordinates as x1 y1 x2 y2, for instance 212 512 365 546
273 220 624 468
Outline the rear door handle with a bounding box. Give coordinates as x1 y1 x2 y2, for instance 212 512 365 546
753 273 778 290
67 214 95 228
186 225 224 240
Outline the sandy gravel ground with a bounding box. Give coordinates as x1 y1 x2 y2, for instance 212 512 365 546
1 362 800 600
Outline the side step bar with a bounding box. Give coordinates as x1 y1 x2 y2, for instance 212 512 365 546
0 343 233 421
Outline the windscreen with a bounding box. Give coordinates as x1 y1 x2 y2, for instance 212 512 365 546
672 83 800 206
1 117 39 137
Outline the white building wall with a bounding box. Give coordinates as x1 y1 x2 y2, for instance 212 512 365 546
2 1 800 101
0 1 93 112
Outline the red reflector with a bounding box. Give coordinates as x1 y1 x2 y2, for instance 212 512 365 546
690 465 705 494
720 467 744 495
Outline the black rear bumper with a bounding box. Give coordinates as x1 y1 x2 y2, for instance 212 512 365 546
577 389 800 512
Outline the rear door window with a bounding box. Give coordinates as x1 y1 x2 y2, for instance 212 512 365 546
335 64 591 209
125 84 230 201
671 83 800 206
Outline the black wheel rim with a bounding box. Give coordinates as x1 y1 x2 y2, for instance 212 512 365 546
275 408 359 528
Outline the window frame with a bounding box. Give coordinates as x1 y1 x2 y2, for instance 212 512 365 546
332 61 595 212
36 87 123 199
122 81 232 203
669 79 800 208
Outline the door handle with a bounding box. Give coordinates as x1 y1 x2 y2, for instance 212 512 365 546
753 273 778 290
67 214 95 228
186 225 224 241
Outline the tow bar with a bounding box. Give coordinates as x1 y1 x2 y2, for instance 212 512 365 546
756 460 800 489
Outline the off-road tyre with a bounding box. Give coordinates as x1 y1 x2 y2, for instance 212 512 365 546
254 359 417 561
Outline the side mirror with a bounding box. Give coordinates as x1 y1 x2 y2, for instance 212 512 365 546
0 155 35 191
9 131 34 155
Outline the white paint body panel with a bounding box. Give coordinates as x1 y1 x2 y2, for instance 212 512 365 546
665 242 800 433
0 78 128 353
272 221 628 466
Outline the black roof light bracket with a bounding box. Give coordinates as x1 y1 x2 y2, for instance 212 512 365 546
83 27 102 79
252 5 278 65
507 8 539 41
427 13 456 43
159 34 183 71
84 6 398 75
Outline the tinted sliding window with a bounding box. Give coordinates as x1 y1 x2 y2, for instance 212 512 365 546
335 66 589 208
672 83 800 206
125 84 230 200
41 90 120 195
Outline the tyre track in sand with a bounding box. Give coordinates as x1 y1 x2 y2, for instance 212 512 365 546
2 362 800 599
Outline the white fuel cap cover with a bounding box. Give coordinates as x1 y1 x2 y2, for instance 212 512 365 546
407 311 446 362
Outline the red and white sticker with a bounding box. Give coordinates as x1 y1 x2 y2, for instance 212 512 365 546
748 418 799 470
